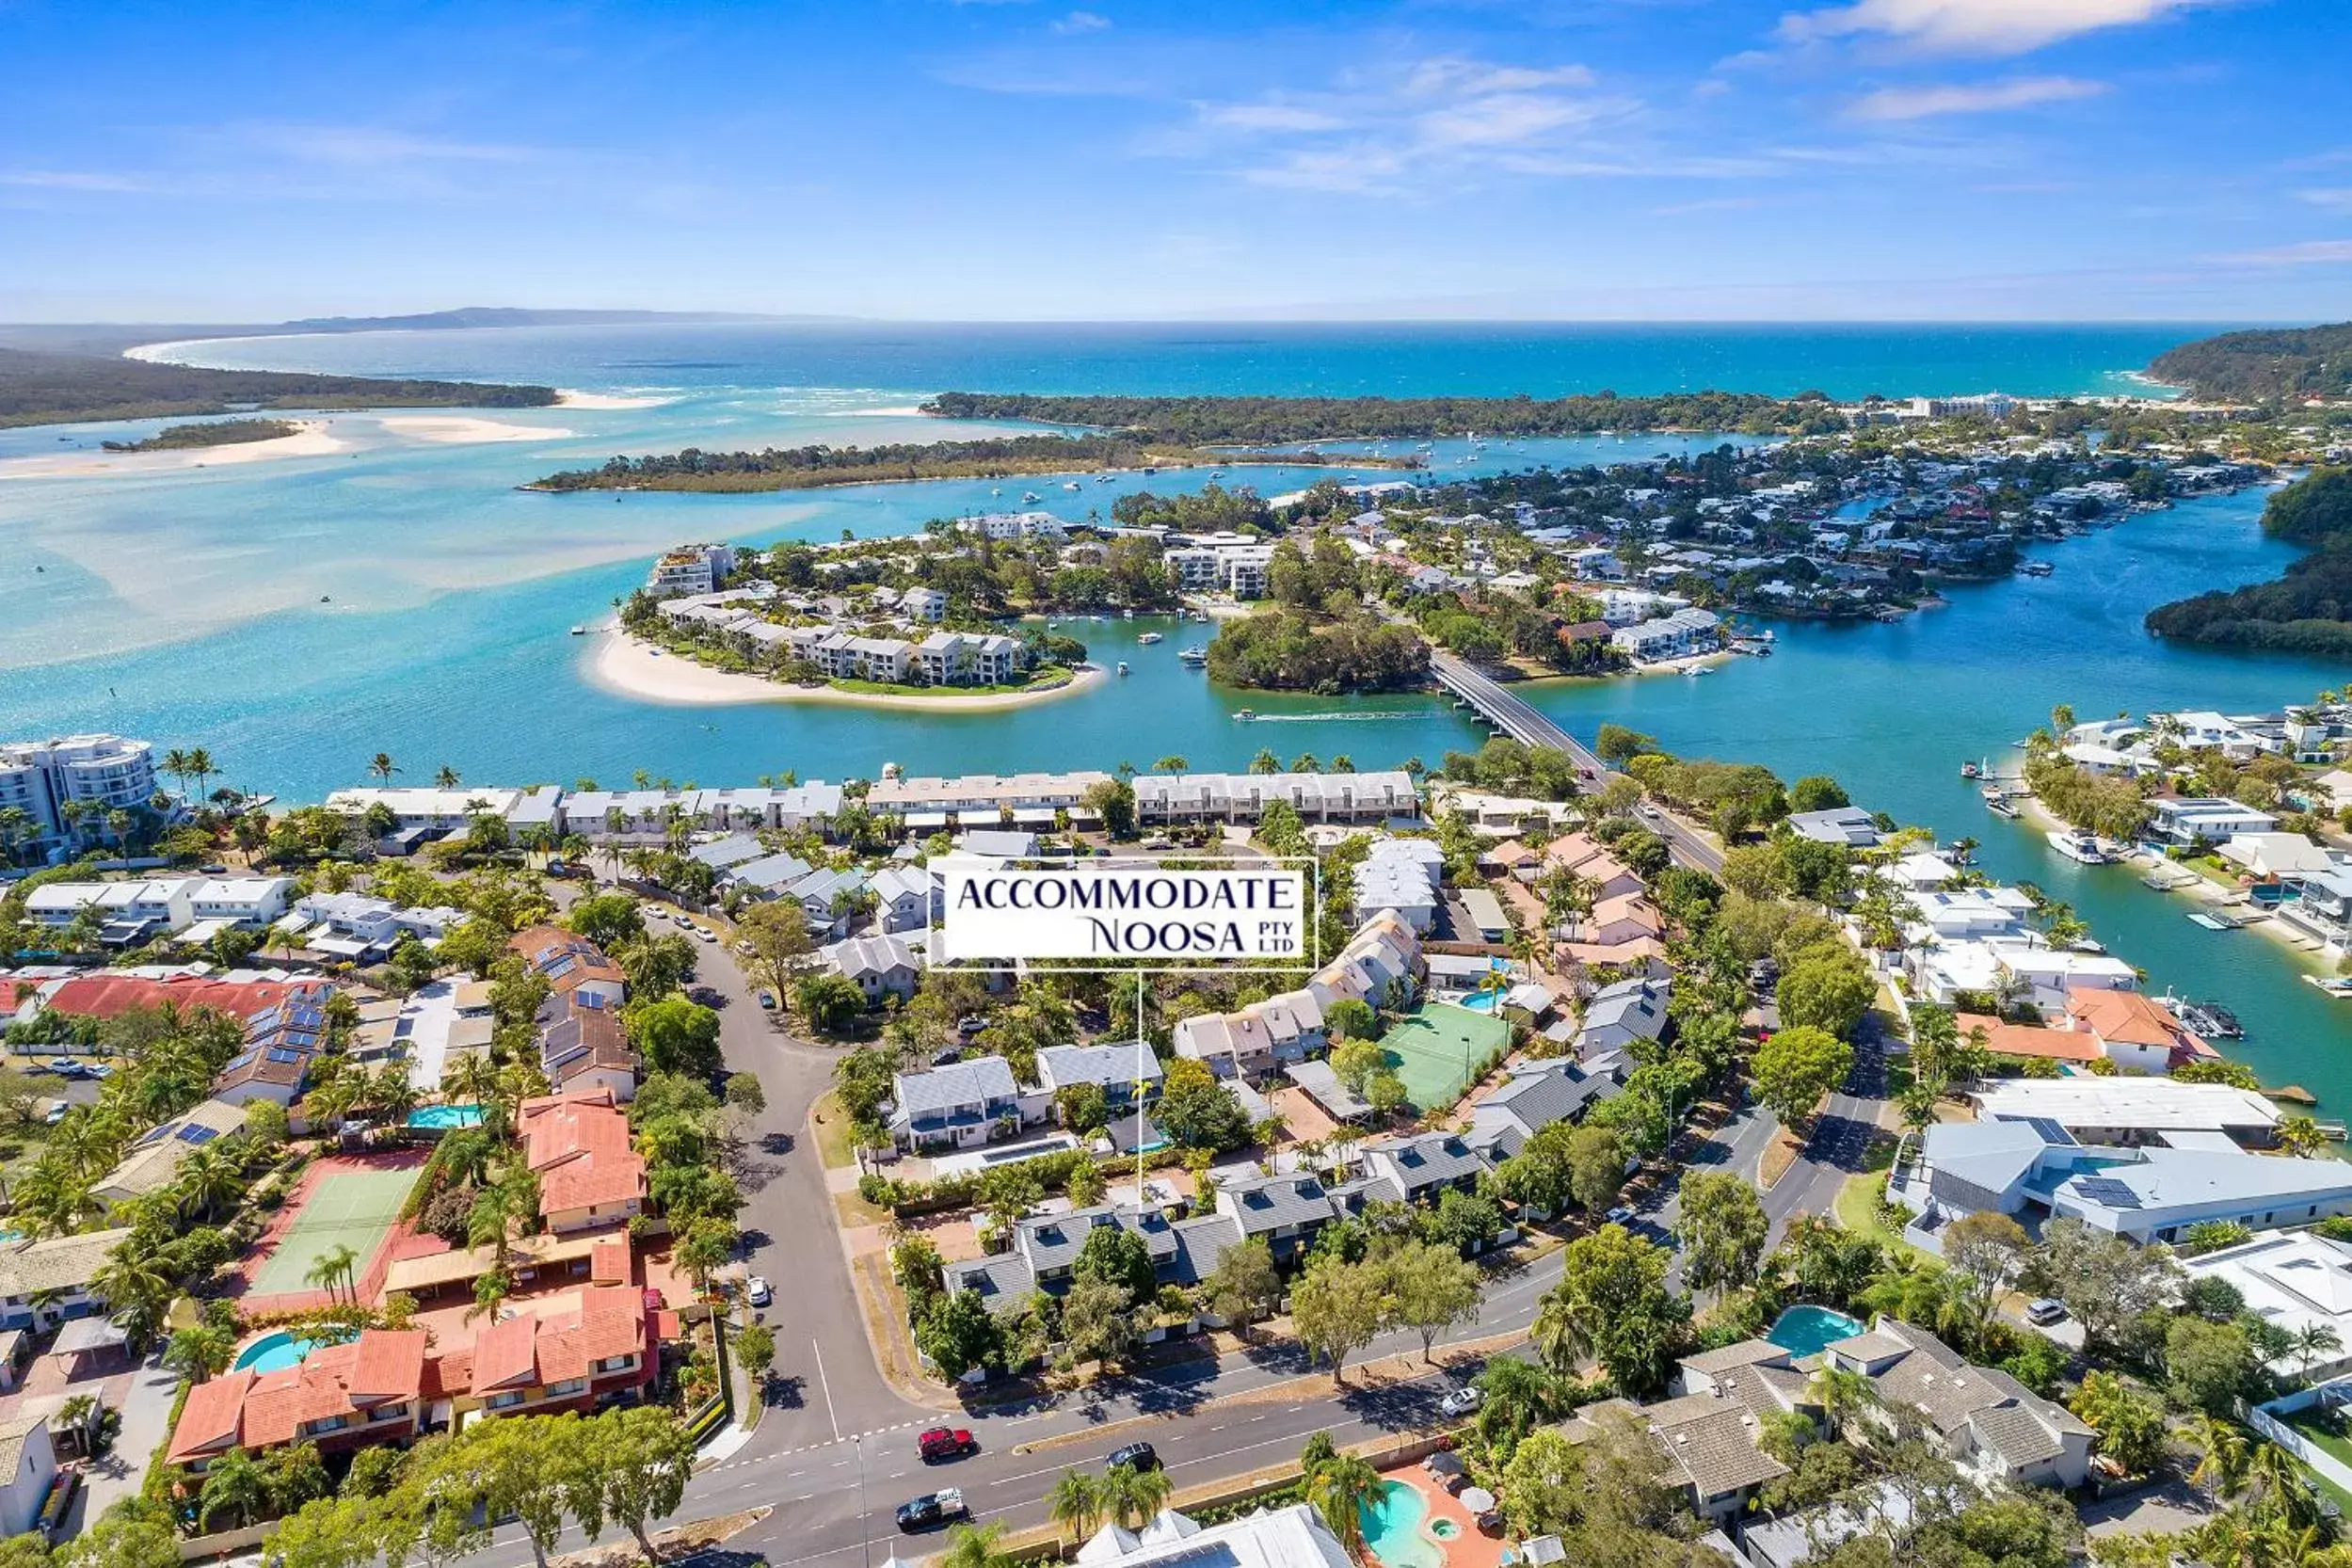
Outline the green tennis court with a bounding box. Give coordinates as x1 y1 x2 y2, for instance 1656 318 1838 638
1381 1002 1512 1112
249 1168 420 1297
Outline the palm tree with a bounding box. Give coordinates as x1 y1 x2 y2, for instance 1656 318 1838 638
2187 1413 2250 1504
1152 757 1189 774
306 1243 360 1306
1046 1469 1102 1546
1806 1366 1877 1432
1098 1463 1172 1528
468 1266 514 1323
173 1145 240 1222
185 747 216 802
92 1248 173 1343
1249 748 1281 776
941 1523 1009 1568
1472 1356 1559 1454
1305 1452 1382 1560
162 749 191 798
433 765 462 790
166 1322 235 1383
2297 1321 2346 1383
200 1447 270 1530
369 753 399 785
1529 1282 1592 1377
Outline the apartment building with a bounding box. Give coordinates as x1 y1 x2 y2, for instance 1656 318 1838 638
646 543 737 598
0 734 162 849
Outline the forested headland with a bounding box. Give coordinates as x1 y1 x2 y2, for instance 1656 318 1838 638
0 347 557 428
2147 322 2352 402
920 390 1848 441
100 417 299 452
2145 467 2352 655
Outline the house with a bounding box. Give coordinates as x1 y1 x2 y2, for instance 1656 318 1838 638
90 1100 246 1210
207 981 337 1107
2148 796 2279 846
1784 807 1881 848
888 1055 1046 1151
821 934 921 1005
518 1091 646 1233
1358 1131 1485 1207
1563 1393 1788 1526
1818 1319 2093 1490
1213 1171 1339 1264
1967 1079 2281 1147
1610 607 1720 662
871 866 932 933
789 868 870 937
726 851 814 897
1576 976 1670 1060
536 994 638 1103
456 1284 653 1417
1035 1043 1164 1111
0 1416 55 1541
0 1228 135 1331
2063 987 2202 1072
1889 1118 2352 1247
1556 892 1666 968
2182 1230 2352 1380
1465 1055 1623 1162
279 893 465 961
168 1329 429 1471
2218 833 2337 880
508 927 627 1007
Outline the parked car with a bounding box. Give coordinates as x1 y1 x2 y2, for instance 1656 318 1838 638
919 1428 976 1463
746 1277 773 1308
696 928 717 944
199 863 228 874
1106 1442 1160 1473
895 1492 968 1532
1605 1205 1634 1225
42 1100 68 1126
2025 1298 2069 1326
1437 1386 1482 1418
757 991 778 1011
47 1058 80 1078
87 1064 114 1079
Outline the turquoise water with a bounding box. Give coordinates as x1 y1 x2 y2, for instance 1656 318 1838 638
1766 1305 1866 1358
232 1331 321 1373
407 1105 483 1130
1360 1480 1442 1568
1458 993 1499 1014
4 321 2345 1112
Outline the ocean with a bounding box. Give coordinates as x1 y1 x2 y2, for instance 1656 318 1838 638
5 317 2345 1106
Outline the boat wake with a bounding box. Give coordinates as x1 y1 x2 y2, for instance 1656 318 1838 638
1238 711 1423 723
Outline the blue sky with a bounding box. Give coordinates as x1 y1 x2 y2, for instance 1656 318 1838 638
3 0 2347 321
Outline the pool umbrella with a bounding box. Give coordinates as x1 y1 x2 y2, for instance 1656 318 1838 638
1460 1488 1496 1514
1426 1451 1466 1480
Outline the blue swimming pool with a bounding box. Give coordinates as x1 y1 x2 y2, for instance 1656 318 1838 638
408 1104 483 1130
232 1331 323 1373
1766 1304 1866 1358
1456 992 1499 1014
1360 1480 1443 1568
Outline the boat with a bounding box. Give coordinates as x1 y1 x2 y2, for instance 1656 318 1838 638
1137 632 1163 645
1116 662 1129 677
1177 647 1208 666
1021 491 1042 504
1987 798 2020 819
1960 760 1981 779
1684 665 1710 678
1064 481 1082 492
318 595 332 603
2046 829 2112 865
1234 709 1255 721
1979 785 2006 804
2305 976 2352 999
569 625 587 636
2020 561 2055 577
2171 998 2244 1038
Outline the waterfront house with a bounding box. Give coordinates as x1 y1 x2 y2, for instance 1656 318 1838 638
1967 1078 2280 1147
1609 607 1720 662
2062 987 2203 1072
887 1055 1046 1152
1785 807 1882 848
2148 796 2279 846
646 543 736 598
1133 770 1418 826
324 786 531 837
279 891 465 962
2218 832 2335 880
2181 1231 2352 1381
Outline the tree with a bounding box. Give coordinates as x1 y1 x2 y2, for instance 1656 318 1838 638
1562 1125 1627 1219
588 1406 696 1561
1383 1240 1481 1362
1496 1427 1584 1538
1098 1463 1173 1529
2069 1371 2167 1476
916 1288 1003 1382
1047 1470 1102 1546
736 900 815 1000
1074 1224 1157 1304
2024 1218 2182 1353
1673 1172 1768 1301
1473 1356 1560 1460
1083 778 1137 840
200 1447 271 1530
1206 1237 1281 1327
1788 775 1850 813
735 1323 776 1382
1776 956 1876 1039
165 1323 234 1383
305 1241 360 1306
1290 1256 1384 1385
1942 1211 2033 1338
1304 1450 1383 1560
1059 1275 1146 1369
567 892 647 950
1532 1225 1689 1397
1330 1037 1388 1094
795 972 867 1033
941 1524 1011 1568
1752 1025 1852 1127
629 995 723 1077
2164 1316 2261 1416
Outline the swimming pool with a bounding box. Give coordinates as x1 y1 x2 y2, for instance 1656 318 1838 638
1455 992 1499 1014
232 1331 324 1373
1360 1480 1444 1568
408 1104 483 1130
1766 1304 1866 1358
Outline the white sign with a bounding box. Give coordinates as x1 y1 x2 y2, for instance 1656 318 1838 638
937 861 1307 963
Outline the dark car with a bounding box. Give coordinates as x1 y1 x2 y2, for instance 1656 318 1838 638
1106 1442 1160 1473
919 1427 976 1463
895 1491 968 1532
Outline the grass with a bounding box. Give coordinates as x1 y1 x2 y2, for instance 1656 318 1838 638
1380 1001 1511 1112
2284 1410 2352 1470
809 1090 859 1171
1832 1170 1933 1260
830 666 1073 697
248 1167 417 1296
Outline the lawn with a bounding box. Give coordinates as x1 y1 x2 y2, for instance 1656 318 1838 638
1380 1002 1511 1112
1832 1170 1931 1260
2285 1410 2352 1471
248 1167 419 1296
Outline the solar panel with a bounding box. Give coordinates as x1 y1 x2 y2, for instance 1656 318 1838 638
177 1125 221 1145
266 1048 306 1065
543 954 577 981
2072 1176 2141 1209
2021 1117 2074 1146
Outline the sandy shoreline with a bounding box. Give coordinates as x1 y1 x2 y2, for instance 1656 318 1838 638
556 390 673 410
377 414 575 443
0 422 347 478
584 632 1111 712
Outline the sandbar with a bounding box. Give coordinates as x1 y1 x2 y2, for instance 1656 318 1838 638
0 424 347 479
556 390 674 410
584 632 1109 712
376 415 574 443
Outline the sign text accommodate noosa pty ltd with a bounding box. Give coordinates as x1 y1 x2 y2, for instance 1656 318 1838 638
940 864 1307 962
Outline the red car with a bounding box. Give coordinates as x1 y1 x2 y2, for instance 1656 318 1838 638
919 1427 976 1463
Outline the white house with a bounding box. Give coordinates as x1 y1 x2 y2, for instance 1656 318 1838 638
2148 796 2279 846
822 934 921 1005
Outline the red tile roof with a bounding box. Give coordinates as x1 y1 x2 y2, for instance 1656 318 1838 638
2066 988 2189 1051
46 973 313 1022
518 1090 646 1217
462 1286 647 1395
168 1330 426 1463
508 926 627 998
1956 1014 2102 1064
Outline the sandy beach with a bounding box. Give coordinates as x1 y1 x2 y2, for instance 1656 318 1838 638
585 632 1110 712
555 390 673 410
376 414 575 443
0 423 347 479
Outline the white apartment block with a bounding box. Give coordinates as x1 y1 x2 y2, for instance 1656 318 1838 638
959 511 1065 541
1164 534 1275 599
645 543 737 599
901 587 949 623
0 735 161 845
24 875 292 945
916 632 1025 686
1611 607 1720 661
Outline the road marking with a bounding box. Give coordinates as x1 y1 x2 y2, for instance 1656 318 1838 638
1248 1414 1267 1422
812 1336 842 1442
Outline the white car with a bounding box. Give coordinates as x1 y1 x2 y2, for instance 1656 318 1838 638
1437 1386 1482 1418
746 1276 773 1307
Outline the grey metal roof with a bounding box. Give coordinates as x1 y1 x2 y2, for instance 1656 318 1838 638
1169 1214 1242 1286
940 1253 1035 1314
1037 1043 1166 1093
893 1055 1019 1118
1016 1205 1178 1274
1219 1171 1336 1234
1366 1131 1485 1193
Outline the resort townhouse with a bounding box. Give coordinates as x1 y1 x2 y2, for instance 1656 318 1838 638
1035 1042 1165 1112
458 1284 655 1417
1609 607 1720 662
865 771 1113 834
323 787 531 836
2147 796 2279 846
24 874 291 947
169 1329 430 1473
1357 1130 1485 1208
913 631 1024 686
0 733 160 848
820 933 922 1005
509 927 628 1009
790 867 870 936
1888 1116 2352 1248
212 983 337 1106
1464 1055 1624 1163
958 510 1064 541
886 1055 1048 1152
278 891 465 962
0 1229 134 1332
938 1202 1240 1318
1573 975 1670 1060
536 993 639 1103
1212 1171 1343 1266
871 865 933 933
519 1090 647 1234
901 586 949 622
1352 838 1444 934
1172 912 1420 1080
1132 770 1419 826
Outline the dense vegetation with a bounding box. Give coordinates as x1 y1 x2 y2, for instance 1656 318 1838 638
2146 467 2352 654
922 390 1842 440
0 347 556 428
1204 608 1429 693
527 434 1202 491
101 418 299 452
2148 321 2352 401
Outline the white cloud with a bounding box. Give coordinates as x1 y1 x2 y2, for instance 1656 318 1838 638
1050 9 1110 33
2219 239 2352 266
1781 0 2220 56
2296 188 2352 211
1416 90 1622 148
1197 103 1348 133
0 169 167 193
1847 74 2106 120
1403 58 1596 97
